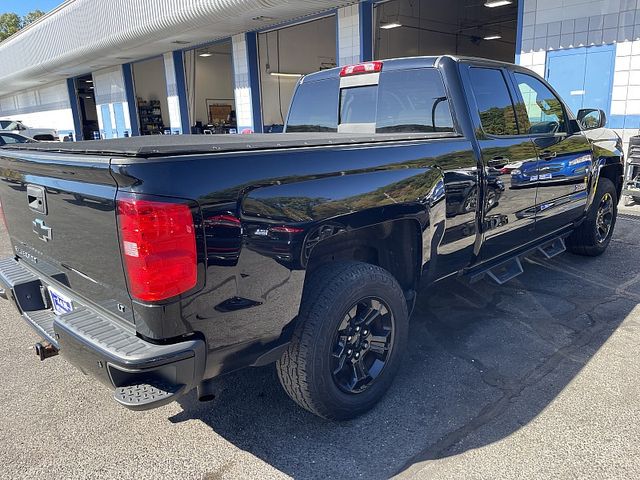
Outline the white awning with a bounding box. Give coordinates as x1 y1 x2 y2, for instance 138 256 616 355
0 0 353 96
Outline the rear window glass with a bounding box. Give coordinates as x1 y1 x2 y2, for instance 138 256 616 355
286 67 455 134
376 68 454 133
286 78 339 132
340 86 377 124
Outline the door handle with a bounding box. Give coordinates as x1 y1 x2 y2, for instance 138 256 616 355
539 150 557 160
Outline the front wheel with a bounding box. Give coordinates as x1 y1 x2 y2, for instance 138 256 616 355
276 262 409 420
567 177 617 256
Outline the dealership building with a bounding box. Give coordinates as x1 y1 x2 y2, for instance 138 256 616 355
0 0 637 148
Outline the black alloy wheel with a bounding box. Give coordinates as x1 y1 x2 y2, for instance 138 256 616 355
595 192 614 244
331 297 395 394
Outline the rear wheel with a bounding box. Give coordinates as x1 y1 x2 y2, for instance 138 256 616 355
276 262 408 420
567 177 617 256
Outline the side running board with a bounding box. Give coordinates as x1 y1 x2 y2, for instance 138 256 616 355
536 237 566 259
486 257 524 285
469 235 567 285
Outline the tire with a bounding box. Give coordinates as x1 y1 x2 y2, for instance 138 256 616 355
276 261 409 420
567 177 617 256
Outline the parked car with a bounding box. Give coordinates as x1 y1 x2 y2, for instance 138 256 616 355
0 56 623 420
0 132 36 146
510 154 591 187
0 120 57 141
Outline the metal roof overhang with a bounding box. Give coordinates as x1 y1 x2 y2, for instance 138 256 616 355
0 0 354 96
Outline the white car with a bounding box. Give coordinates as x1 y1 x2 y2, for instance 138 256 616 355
0 120 58 141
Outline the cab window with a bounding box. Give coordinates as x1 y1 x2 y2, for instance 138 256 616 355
375 68 454 133
286 78 339 133
469 68 519 136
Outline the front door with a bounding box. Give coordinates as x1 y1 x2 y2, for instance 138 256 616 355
512 71 593 234
465 66 540 261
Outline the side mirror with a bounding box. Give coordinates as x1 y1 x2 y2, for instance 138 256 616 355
577 108 607 130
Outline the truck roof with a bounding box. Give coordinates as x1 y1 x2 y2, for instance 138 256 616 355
301 55 519 82
1 132 455 158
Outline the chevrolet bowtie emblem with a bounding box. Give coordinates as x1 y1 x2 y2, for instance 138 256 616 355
32 218 52 242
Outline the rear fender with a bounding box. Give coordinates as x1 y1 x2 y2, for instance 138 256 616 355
241 166 446 279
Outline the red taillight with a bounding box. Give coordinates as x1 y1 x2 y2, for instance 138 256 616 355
340 61 383 77
117 195 197 302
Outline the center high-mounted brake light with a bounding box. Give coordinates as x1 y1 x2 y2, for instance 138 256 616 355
117 194 197 302
339 61 383 77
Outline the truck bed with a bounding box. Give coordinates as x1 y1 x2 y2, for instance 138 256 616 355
3 132 454 158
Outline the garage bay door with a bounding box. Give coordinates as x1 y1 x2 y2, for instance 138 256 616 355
545 45 615 118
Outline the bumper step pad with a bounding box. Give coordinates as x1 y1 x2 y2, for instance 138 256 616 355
114 381 186 410
24 310 57 347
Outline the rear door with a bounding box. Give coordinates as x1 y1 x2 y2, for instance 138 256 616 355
511 71 592 233
463 65 540 261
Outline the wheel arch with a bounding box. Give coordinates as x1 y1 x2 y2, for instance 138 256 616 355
598 161 624 200
304 217 424 305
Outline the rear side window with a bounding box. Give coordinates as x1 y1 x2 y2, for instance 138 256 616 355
286 78 339 132
469 68 519 136
376 68 454 133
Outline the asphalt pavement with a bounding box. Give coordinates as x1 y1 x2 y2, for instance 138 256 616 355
1 206 640 479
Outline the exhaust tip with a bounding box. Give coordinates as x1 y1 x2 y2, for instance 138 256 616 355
197 379 220 402
199 393 216 402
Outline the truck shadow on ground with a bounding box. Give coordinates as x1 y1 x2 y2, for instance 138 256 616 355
171 241 638 479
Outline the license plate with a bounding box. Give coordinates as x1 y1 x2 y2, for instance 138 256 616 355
49 287 74 316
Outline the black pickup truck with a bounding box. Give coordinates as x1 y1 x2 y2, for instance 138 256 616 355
0 56 623 420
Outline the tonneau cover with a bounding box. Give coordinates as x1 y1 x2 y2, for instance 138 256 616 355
1 132 453 158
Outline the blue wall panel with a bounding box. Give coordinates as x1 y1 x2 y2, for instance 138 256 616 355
172 50 191 134
100 104 113 139
122 63 140 136
359 0 373 62
113 103 127 138
515 0 524 64
245 31 263 133
66 78 82 141
546 45 615 123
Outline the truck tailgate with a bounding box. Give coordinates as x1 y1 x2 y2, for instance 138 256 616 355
0 149 132 322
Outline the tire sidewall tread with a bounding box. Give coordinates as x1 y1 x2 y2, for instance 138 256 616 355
567 177 618 256
277 261 409 420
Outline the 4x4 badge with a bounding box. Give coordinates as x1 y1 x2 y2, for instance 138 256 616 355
33 218 52 242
